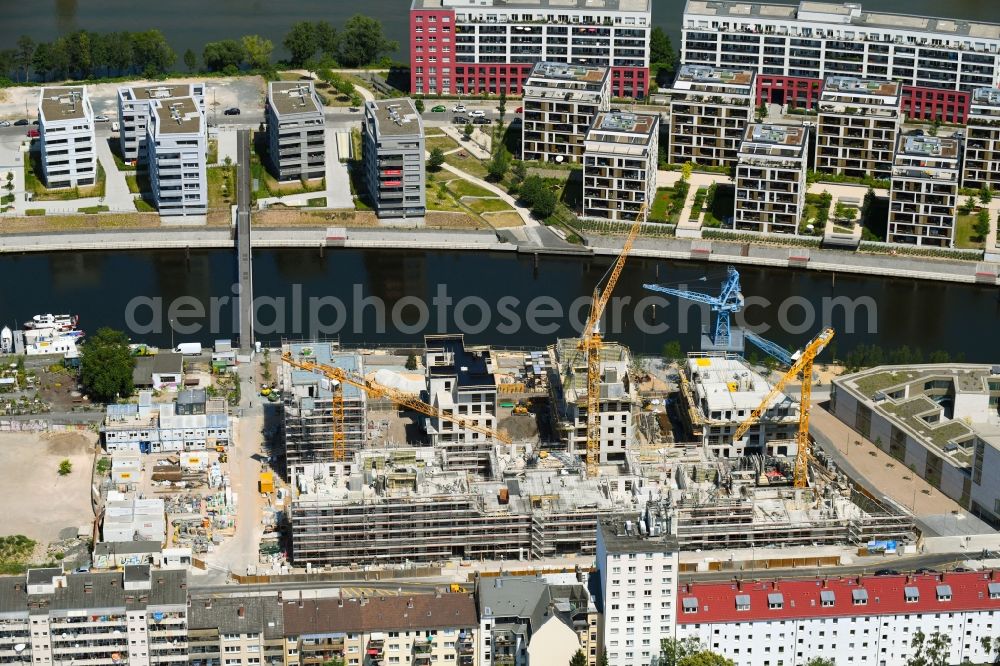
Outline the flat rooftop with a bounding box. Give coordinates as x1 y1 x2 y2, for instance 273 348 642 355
367 98 423 137
683 1 1000 41
597 514 679 554
822 76 900 97
413 0 651 12
426 335 495 389
529 62 609 84
121 83 202 101
151 97 203 136
898 135 960 160
269 81 323 116
673 63 755 88
39 87 89 123
589 112 657 139
972 87 1000 108
285 342 364 401
686 354 795 415
740 123 807 159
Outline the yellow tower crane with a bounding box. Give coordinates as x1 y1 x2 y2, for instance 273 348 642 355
281 353 512 462
731 328 835 488
578 204 646 478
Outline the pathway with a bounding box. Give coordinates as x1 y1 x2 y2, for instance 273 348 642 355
95 137 135 211
257 130 353 210
216 127 238 165
439 161 536 228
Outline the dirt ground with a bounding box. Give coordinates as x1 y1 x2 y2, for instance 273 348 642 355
0 431 97 545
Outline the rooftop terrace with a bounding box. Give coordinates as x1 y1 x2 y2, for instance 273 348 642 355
898 135 960 159
674 63 755 88
822 76 900 98
414 0 651 12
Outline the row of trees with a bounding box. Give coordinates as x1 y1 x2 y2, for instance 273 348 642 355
1 14 398 84
842 343 963 373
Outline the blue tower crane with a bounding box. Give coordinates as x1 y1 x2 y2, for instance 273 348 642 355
643 266 793 366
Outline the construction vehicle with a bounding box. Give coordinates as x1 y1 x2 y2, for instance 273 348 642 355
732 328 835 488
281 353 512 462
578 204 646 478
513 400 529 415
449 583 470 593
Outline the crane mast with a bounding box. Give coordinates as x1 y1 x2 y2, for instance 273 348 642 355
730 328 835 488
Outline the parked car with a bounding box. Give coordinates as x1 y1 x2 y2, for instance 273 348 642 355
469 109 486 118
610 107 623 113
874 569 900 576
0 120 10 127
430 104 446 112
31 119 39 125
13 119 29 126
224 107 241 116
94 114 110 122
27 129 39 138
515 106 523 114
914 568 939 575
473 116 491 125
451 104 468 113
453 115 469 125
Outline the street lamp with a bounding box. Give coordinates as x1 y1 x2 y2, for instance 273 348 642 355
169 318 174 350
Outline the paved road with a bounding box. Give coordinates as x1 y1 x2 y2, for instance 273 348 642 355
236 129 253 354
190 578 447 594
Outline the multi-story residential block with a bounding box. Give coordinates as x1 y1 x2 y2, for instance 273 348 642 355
549 339 636 466
264 82 325 182
667 64 756 169
103 390 231 453
815 76 901 180
962 87 1000 191
424 334 498 474
280 342 367 482
681 0 1000 123
147 97 208 216
522 62 611 164
830 363 1000 527
478 575 599 666
679 354 799 458
888 134 962 247
676 571 1000 666
37 86 96 189
734 123 809 234
116 83 205 164
596 513 679 666
282 593 479 666
0 566 188 666
409 0 651 99
582 112 659 223
362 99 426 218
188 596 284 666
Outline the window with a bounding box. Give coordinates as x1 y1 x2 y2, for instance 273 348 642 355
736 594 751 612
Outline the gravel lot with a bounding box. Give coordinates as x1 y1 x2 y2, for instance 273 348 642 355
0 431 96 544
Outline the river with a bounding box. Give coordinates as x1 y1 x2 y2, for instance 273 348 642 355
0 248 996 360
0 0 997 61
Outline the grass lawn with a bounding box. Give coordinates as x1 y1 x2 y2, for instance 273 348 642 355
109 138 132 172
426 134 461 155
649 187 676 222
447 178 495 198
207 139 218 165
125 170 150 194
703 185 734 227
463 197 512 214
25 152 106 201
207 166 235 209
484 211 524 228
0 213 159 232
428 183 466 213
955 213 987 249
444 150 490 180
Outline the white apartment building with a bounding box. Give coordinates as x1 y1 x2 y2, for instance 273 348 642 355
147 97 208 216
815 76 901 180
103 390 230 453
735 124 809 235
668 64 756 169
187 596 284 666
522 62 611 164
680 354 799 458
596 512 679 666
37 86 96 189
676 571 1000 666
409 0 652 99
265 81 326 182
888 134 962 247
0 566 188 666
116 83 205 164
681 0 1000 123
549 339 635 466
424 334 498 474
962 87 1000 191
582 111 659 223
362 98 426 218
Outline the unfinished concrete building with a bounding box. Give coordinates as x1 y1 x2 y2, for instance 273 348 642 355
549 338 636 466
425 334 499 474
815 76 901 180
679 354 799 458
288 447 642 566
281 342 367 483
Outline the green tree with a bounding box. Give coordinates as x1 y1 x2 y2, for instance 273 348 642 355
681 162 693 182
662 340 682 363
104 32 134 75
649 26 678 84
336 15 399 68
678 653 734 666
980 186 993 205
130 30 175 75
907 630 950 666
183 48 197 72
488 147 511 181
961 195 977 214
427 147 446 172
463 123 474 140
510 160 527 187
80 328 136 403
498 88 507 120
58 460 73 476
755 104 769 122
598 652 608 666
405 354 419 371
805 659 836 666
975 208 991 241
241 35 273 70
203 40 245 72
518 175 545 207
659 638 705 666
15 35 35 82
569 651 587 666
415 98 425 114
283 21 319 68
531 187 557 218
349 93 363 108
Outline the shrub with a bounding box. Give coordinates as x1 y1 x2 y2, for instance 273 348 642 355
58 460 72 476
25 209 45 216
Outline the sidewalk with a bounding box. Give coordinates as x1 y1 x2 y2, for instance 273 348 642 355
439 161 536 228
95 137 135 211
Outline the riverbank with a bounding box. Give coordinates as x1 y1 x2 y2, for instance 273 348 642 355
1 225 998 285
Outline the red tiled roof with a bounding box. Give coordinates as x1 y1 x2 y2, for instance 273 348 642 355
677 571 1000 624
282 593 478 636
